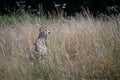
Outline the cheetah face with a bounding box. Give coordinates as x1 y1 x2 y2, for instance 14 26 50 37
39 27 50 38
43 29 50 35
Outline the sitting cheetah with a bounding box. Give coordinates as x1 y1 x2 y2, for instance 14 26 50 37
29 27 50 61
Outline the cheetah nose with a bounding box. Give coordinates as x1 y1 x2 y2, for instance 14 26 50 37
48 31 50 34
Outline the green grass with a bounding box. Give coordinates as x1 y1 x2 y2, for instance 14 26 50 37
0 14 120 80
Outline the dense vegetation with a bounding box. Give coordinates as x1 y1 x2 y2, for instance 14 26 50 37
0 14 120 80
0 0 120 16
0 1 120 80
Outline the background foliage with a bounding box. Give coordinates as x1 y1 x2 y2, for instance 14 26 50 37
0 0 120 16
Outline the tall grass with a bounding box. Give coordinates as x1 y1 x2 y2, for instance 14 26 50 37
0 14 120 80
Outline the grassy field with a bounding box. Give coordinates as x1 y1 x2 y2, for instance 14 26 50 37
0 14 120 80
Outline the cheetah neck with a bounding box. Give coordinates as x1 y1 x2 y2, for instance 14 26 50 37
38 34 47 40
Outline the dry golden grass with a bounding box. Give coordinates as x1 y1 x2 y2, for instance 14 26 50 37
0 14 120 80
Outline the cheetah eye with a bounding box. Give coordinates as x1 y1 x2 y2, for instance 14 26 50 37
44 29 47 31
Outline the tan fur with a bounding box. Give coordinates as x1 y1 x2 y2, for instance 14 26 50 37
29 27 50 61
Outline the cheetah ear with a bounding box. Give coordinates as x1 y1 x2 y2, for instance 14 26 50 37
39 27 44 33
39 27 47 33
